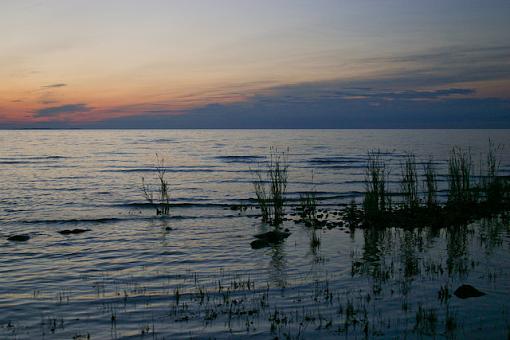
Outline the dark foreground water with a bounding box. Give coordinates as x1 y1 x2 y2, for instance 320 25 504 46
1 130 509 339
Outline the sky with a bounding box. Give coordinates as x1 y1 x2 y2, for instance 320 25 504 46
1 0 509 128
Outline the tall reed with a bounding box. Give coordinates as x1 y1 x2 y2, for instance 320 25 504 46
423 158 437 208
400 153 419 209
299 172 318 225
363 150 388 224
484 139 503 204
253 147 288 226
447 147 473 206
142 154 171 215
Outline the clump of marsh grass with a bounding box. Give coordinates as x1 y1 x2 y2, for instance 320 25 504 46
298 172 319 226
347 141 509 230
447 147 475 206
363 150 389 226
253 147 288 226
483 139 504 205
141 154 171 215
423 158 438 209
400 153 419 210
344 199 361 228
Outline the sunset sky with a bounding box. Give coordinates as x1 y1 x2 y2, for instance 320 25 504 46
1 0 509 128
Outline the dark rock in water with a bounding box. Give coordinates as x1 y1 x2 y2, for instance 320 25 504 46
165 226 173 231
253 230 291 242
251 230 291 249
454 284 486 299
58 229 90 235
7 234 30 242
250 239 270 249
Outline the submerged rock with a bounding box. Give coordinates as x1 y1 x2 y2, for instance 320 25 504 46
58 229 90 235
454 284 486 299
253 230 291 242
251 230 291 249
250 239 270 249
7 234 30 242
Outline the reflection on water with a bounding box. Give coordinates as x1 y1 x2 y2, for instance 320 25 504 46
268 243 287 287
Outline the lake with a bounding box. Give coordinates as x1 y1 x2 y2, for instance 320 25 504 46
1 129 509 339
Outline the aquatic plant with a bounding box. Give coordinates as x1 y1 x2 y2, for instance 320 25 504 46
423 158 438 208
141 154 171 215
400 153 419 210
447 147 474 206
483 139 504 205
252 147 288 226
363 150 389 226
298 172 319 226
347 142 510 230
344 199 360 227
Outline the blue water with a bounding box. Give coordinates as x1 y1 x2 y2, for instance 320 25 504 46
0 130 509 339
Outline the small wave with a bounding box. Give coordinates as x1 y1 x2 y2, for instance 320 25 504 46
149 138 177 143
215 155 266 163
101 167 253 173
101 167 217 173
22 217 122 225
0 155 66 161
316 164 367 169
308 156 365 165
0 161 39 164
120 202 229 209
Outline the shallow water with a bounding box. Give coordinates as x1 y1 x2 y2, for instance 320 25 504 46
0 130 509 339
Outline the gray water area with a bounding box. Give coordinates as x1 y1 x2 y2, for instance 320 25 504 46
0 130 509 339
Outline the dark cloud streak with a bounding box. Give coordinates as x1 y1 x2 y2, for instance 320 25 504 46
41 83 67 88
34 103 90 118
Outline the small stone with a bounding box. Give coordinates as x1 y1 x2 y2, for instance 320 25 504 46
58 229 90 235
253 230 291 242
7 234 30 242
454 284 486 299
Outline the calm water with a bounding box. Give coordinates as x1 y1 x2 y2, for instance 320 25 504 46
1 130 509 339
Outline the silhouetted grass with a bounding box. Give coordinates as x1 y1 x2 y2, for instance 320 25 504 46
484 139 504 205
253 147 288 226
299 191 318 225
345 142 509 229
401 153 419 210
362 150 389 226
142 154 171 215
423 158 438 209
447 146 474 206
298 172 319 227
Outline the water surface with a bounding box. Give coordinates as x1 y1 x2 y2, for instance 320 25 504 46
1 130 509 339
